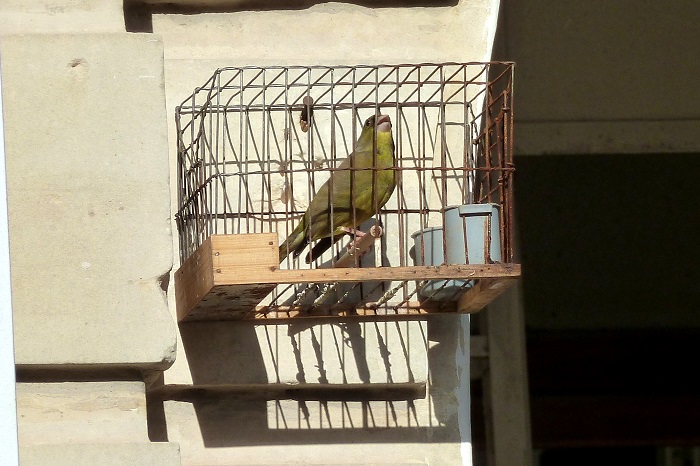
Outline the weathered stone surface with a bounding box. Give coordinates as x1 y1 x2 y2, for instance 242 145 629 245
1 34 176 368
0 1 124 34
155 1 495 463
164 397 457 465
16 382 149 444
153 0 498 64
175 320 428 386
20 442 180 466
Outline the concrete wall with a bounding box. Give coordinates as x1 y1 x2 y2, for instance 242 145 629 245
153 1 500 464
2 33 175 369
1 1 502 465
16 381 178 465
0 1 124 34
1 20 180 465
492 0 700 155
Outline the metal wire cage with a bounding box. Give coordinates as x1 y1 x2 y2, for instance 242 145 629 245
175 62 515 318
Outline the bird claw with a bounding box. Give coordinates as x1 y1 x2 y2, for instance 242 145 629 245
343 225 382 260
340 227 366 238
345 235 369 260
342 228 367 257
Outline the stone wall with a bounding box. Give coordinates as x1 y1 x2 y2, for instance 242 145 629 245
2 1 502 465
153 2 499 464
1 29 179 465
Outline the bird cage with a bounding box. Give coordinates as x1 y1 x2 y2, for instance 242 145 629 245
174 62 520 322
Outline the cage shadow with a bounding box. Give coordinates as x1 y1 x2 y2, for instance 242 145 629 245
287 322 371 385
163 315 465 447
180 321 268 385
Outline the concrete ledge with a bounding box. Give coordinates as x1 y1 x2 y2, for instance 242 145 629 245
152 382 425 402
154 0 497 63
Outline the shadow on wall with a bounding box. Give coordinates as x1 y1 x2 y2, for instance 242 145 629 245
123 0 457 32
149 315 465 447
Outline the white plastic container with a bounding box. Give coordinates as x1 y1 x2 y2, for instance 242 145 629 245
444 203 501 265
411 203 501 301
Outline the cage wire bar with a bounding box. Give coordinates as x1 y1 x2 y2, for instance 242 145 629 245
175 62 515 318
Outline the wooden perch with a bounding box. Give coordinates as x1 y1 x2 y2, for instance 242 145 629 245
333 224 383 268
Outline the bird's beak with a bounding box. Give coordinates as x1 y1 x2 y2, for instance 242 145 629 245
376 114 391 131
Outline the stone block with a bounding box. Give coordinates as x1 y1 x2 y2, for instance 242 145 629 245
20 442 180 466
0 1 124 34
16 382 149 445
1 34 176 368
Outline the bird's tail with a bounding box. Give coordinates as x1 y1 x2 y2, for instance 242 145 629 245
278 219 308 263
304 233 345 264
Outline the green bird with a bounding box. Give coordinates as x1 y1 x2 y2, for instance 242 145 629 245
279 113 396 263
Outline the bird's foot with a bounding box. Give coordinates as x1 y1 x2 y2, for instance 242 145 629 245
341 228 367 257
342 225 383 255
340 227 366 238
333 225 384 268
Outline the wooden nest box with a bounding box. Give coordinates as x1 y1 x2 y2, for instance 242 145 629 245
174 62 520 322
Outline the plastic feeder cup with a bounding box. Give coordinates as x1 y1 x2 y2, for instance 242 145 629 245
444 203 501 266
411 227 468 300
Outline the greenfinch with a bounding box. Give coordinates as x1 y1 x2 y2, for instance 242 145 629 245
279 113 396 263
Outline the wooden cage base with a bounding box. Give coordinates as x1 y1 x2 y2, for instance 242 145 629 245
175 234 521 322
